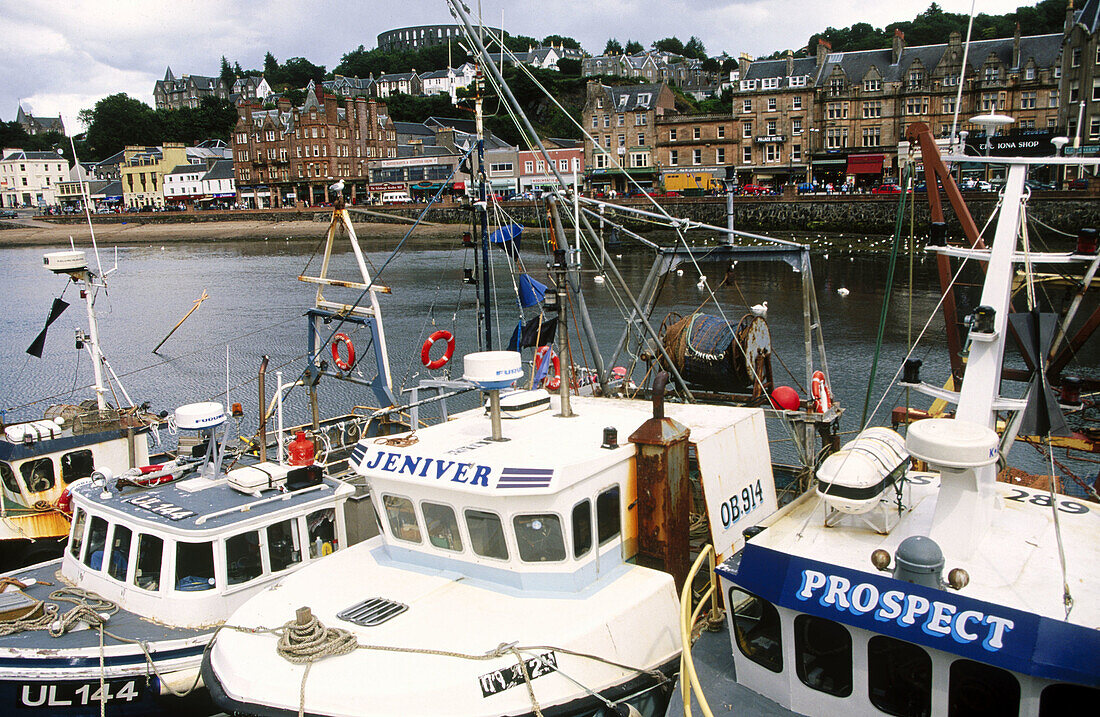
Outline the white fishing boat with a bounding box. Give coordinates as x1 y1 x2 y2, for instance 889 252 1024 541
673 127 1100 715
1 249 163 570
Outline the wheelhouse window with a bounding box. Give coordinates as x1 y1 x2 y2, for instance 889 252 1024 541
465 509 508 560
383 495 422 544
423 502 463 552
794 614 852 696
729 587 782 672
226 531 263 585
948 659 1019 715
596 486 621 544
83 515 108 570
1040 684 1100 715
69 507 87 558
572 500 592 558
20 457 55 493
175 541 215 591
268 519 302 571
513 514 566 562
868 635 931 716
107 524 133 581
134 534 163 591
307 507 337 557
0 462 18 494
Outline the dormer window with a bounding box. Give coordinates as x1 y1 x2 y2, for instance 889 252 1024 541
908 70 924 88
762 77 779 90
618 95 628 109
790 76 807 88
864 78 881 92
984 66 999 82
637 93 651 106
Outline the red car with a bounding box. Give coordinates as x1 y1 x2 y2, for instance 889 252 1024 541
740 184 772 195
872 183 903 194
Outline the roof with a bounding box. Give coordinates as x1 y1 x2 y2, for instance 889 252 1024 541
167 163 200 176
743 56 817 81
202 159 235 181
1 149 66 162
425 116 477 134
599 83 667 111
1077 0 1100 35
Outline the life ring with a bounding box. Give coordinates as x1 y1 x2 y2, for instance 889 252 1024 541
421 330 455 370
331 333 356 371
811 370 833 413
534 346 561 390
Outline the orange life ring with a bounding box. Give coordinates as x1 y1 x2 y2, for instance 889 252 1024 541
811 370 833 413
421 330 455 370
534 345 561 390
331 333 356 371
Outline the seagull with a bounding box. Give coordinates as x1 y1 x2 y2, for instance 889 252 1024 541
593 274 605 284
329 179 345 194
697 275 707 288
751 301 768 317
676 269 684 277
837 287 850 297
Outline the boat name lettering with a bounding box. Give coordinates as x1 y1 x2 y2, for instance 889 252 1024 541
447 439 495 456
479 651 557 697
19 680 141 708
361 449 491 486
795 569 1014 651
124 495 197 521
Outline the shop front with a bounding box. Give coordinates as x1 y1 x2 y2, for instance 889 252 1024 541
845 153 886 189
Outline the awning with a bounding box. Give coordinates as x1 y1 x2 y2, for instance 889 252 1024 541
846 154 885 174
812 157 846 166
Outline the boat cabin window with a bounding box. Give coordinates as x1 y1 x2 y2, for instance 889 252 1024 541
83 515 108 570
107 524 133 581
176 541 216 591
513 514 566 562
307 508 337 558
422 502 463 552
20 457 55 493
134 534 164 591
465 509 509 560
728 587 783 673
268 518 302 572
1 461 19 494
596 485 621 545
69 507 87 558
794 614 852 697
572 500 592 558
61 450 94 484
948 659 1019 716
383 495 422 544
226 531 263 586
1039 684 1100 715
867 635 931 716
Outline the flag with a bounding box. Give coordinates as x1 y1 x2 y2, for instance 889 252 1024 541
490 224 523 260
26 298 70 358
532 346 557 386
507 316 557 352
517 274 548 308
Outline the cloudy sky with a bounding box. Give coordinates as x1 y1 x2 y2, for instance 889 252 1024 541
3 0 1035 133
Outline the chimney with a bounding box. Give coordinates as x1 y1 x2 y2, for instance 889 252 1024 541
1013 23 1021 69
1065 1 1076 34
892 29 906 64
786 49 794 77
816 38 832 68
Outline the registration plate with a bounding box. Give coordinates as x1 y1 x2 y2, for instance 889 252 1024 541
18 679 144 708
478 651 557 697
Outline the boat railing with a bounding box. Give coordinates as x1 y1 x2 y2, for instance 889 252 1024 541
679 544 722 717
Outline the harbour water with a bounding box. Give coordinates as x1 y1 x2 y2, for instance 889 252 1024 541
0 232 1094 488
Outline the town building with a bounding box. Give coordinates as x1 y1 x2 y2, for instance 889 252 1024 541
0 149 70 208
582 52 714 94
489 44 585 71
375 72 423 98
377 24 505 53
323 75 377 100
164 158 236 208
516 142 584 194
231 76 273 105
119 143 188 209
419 63 478 103
15 106 65 136
232 86 398 208
582 81 676 195
1059 1 1100 181
655 114 740 191
153 67 230 110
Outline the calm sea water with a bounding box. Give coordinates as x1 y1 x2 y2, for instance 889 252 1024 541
1 231 1095 486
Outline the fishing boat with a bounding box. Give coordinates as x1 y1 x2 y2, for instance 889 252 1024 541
673 127 1100 715
1 249 163 570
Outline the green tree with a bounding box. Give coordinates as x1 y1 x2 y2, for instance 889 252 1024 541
542 35 581 50
624 40 644 54
79 94 160 161
701 57 720 73
281 57 326 88
683 36 707 60
557 58 581 76
603 39 623 55
220 56 235 88
653 37 685 55
263 52 280 84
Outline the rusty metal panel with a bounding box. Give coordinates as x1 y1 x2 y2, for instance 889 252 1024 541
632 432 692 591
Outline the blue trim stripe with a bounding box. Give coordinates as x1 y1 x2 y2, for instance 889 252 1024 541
497 467 553 488
350 443 367 467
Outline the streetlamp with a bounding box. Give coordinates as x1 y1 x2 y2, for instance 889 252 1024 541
807 127 821 186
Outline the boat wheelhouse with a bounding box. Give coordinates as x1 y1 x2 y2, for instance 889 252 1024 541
204 381 778 717
0 402 361 717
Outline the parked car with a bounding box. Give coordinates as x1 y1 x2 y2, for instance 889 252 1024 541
739 184 772 196
1069 177 1091 190
0 209 17 219
871 183 903 194
1025 179 1056 191
797 182 817 194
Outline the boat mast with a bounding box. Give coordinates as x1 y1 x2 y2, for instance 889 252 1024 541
475 65 493 352
80 268 109 411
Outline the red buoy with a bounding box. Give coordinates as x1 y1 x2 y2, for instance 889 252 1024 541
288 431 315 466
770 385 800 411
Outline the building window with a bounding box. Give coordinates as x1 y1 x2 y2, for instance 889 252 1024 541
618 134 625 147
762 78 779 89
949 660 1019 715
792 96 802 110
669 128 677 141
693 127 701 140
728 588 782 672
1025 66 1036 80
717 125 725 138
635 113 647 126
792 144 801 161
906 97 929 115
765 144 779 162
983 65 999 82
616 114 625 126
863 100 882 118
767 97 777 111
524 161 533 173
868 636 931 717
629 152 649 168
743 146 752 163
829 77 844 95
826 127 847 149
862 126 881 147
1072 47 1082 67
742 98 751 113
716 147 725 163
792 118 803 135
742 123 752 138
790 76 807 88
591 115 598 129
766 119 777 135
864 78 882 92
794 615 852 697
908 70 924 88
692 149 701 165
637 133 645 145
1090 118 1100 141
669 150 678 166
826 102 847 119
942 96 956 114
603 114 610 128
